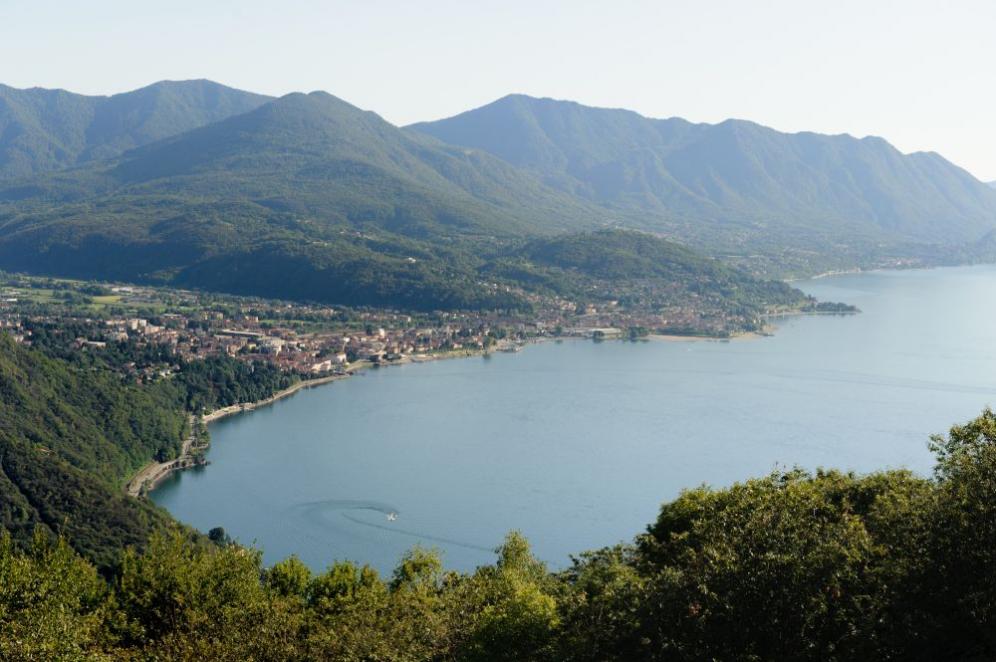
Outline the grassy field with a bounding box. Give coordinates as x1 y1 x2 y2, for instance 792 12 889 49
6 287 57 304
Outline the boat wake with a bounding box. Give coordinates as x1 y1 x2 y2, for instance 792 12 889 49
292 499 494 553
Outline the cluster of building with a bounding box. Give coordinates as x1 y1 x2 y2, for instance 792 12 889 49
0 278 758 379
179 318 525 374
2 304 532 378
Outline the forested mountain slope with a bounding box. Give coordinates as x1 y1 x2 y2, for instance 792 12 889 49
0 336 185 566
0 93 803 312
0 80 271 180
411 95 996 248
484 229 807 316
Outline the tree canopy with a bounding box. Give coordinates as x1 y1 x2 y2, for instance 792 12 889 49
2 409 996 660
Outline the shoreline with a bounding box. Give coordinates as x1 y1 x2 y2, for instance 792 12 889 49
124 346 511 497
786 267 864 283
647 330 768 342
126 374 348 496
201 372 348 424
125 325 784 497
124 414 202 497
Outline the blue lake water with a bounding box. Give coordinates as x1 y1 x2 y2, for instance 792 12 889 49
152 265 996 573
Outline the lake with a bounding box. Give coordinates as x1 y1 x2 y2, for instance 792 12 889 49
152 265 996 573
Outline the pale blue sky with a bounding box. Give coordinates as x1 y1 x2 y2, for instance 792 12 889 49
3 0 994 179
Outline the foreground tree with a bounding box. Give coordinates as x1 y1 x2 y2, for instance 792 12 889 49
0 532 111 660
114 532 305 659
631 469 932 660
907 409 996 658
2 410 996 660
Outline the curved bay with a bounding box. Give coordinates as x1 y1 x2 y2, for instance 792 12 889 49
153 265 996 573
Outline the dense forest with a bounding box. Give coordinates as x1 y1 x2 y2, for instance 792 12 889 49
0 336 187 483
2 399 995 659
0 336 299 568
0 335 186 568
176 355 298 413
496 229 811 312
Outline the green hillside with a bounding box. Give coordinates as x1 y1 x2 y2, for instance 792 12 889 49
0 336 186 566
486 229 807 313
410 95 996 249
0 80 271 180
0 92 802 313
2 84 995 302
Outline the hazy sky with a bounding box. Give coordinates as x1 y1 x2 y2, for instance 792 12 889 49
3 0 994 179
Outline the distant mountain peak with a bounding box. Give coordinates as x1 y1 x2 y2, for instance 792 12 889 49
0 80 272 179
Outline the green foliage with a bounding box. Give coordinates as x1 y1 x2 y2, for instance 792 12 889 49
207 526 231 546
176 355 297 412
0 80 270 181
913 409 996 656
174 238 528 312
0 335 184 566
555 546 648 662
525 229 801 302
0 531 112 660
265 555 312 598
485 228 816 333
457 533 560 662
0 435 175 570
0 335 187 482
114 532 303 659
308 560 383 613
412 94 996 251
636 469 931 659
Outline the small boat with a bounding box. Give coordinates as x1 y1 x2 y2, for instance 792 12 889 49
386 512 398 521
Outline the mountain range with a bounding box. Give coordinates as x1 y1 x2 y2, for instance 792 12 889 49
0 90 620 309
0 80 272 181
0 80 993 309
411 94 996 249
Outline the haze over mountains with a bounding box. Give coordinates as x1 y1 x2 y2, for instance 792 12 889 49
0 79 993 309
411 94 996 248
5 91 606 235
0 80 271 180
0 87 796 313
